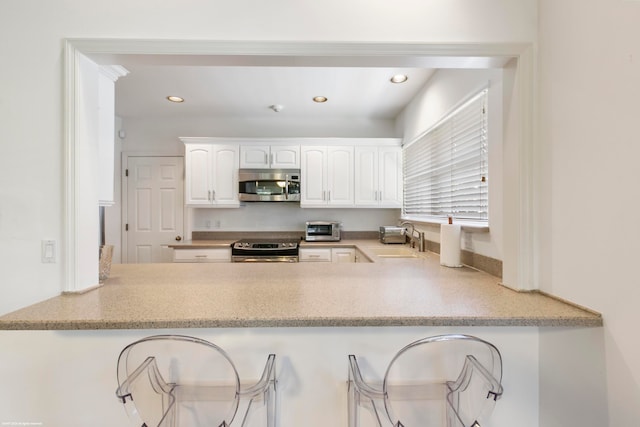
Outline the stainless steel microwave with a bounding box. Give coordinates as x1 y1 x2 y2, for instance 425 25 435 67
305 221 341 241
238 169 301 202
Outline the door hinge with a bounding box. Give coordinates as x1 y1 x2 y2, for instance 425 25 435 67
125 224 128 231
125 169 129 177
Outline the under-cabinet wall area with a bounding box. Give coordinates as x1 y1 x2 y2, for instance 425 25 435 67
191 205 400 232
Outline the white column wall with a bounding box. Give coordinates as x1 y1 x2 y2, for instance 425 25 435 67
537 0 640 425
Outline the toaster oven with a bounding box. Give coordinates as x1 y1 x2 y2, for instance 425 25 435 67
305 221 341 242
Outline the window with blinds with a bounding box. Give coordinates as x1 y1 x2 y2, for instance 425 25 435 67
403 89 488 222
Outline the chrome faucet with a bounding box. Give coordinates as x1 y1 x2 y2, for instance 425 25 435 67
399 220 414 241
399 221 426 252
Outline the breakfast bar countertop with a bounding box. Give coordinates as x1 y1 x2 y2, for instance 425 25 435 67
0 240 602 330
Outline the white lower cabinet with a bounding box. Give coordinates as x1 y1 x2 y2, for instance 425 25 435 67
173 248 231 263
299 248 332 262
331 248 355 263
300 247 359 263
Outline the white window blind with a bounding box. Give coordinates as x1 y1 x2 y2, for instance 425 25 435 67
403 89 488 221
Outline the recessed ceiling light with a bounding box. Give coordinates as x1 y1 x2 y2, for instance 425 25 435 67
167 96 184 103
390 74 408 84
313 96 328 103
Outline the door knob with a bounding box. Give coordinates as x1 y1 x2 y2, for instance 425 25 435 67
175 236 182 241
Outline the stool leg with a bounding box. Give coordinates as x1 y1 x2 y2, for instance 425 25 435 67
348 378 359 427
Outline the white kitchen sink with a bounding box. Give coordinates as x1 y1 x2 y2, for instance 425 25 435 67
368 246 419 258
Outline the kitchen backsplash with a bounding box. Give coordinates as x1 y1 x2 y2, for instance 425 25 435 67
191 204 401 232
193 230 379 240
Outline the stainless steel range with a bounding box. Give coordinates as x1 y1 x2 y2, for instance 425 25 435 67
231 239 300 263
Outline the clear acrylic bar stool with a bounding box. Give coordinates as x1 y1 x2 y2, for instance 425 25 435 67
115 335 276 427
348 334 503 427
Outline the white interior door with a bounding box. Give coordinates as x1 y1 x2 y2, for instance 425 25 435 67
126 156 184 263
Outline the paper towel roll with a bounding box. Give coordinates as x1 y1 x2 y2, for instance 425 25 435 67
440 223 462 267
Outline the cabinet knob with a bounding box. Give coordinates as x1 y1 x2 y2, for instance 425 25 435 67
175 236 182 241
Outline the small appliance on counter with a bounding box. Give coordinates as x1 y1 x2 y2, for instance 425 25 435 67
305 221 341 241
379 226 406 244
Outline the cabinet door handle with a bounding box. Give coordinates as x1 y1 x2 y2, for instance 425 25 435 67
328 190 331 201
211 190 216 201
208 190 211 202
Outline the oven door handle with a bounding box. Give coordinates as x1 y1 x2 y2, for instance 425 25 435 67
232 257 298 263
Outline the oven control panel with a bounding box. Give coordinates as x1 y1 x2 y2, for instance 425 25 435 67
233 241 298 249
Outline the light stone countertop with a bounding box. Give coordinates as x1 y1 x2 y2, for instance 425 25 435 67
168 239 236 248
0 240 602 330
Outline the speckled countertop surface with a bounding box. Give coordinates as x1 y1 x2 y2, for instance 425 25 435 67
0 241 602 330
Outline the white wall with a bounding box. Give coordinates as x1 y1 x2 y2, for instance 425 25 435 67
537 0 640 425
192 205 400 232
398 68 506 261
119 116 398 154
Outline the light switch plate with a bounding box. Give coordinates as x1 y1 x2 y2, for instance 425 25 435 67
41 240 56 263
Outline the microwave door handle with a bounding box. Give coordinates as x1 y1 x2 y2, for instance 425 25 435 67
285 174 289 200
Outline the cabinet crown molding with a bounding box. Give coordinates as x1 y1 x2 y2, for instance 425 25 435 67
179 137 402 146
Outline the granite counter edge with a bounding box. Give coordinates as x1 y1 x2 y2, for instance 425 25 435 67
0 315 603 330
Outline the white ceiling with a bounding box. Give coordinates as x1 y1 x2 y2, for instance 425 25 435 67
115 65 435 119
112 54 511 120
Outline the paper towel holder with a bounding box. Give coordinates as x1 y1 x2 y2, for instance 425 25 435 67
440 217 463 268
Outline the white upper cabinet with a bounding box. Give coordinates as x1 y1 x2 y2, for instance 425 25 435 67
300 146 326 206
378 147 403 207
183 141 239 207
300 145 353 207
327 146 354 206
354 145 402 208
182 137 399 209
211 145 239 205
240 144 300 169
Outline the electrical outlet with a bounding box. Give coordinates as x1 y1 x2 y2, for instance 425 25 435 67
41 240 56 263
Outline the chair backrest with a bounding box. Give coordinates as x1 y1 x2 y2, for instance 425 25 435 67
382 334 503 427
116 335 241 427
